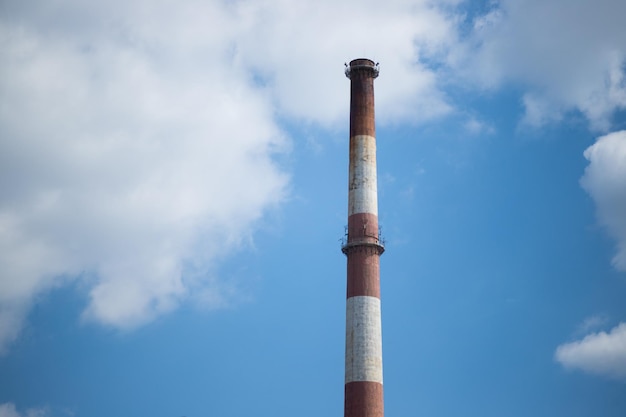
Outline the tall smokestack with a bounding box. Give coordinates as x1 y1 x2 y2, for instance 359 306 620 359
342 58 384 417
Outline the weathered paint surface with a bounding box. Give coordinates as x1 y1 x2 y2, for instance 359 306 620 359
345 296 383 384
345 381 384 417
344 58 384 417
346 242 381 298
349 59 377 138
347 212 380 245
348 135 378 216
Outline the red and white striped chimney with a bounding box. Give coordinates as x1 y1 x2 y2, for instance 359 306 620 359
342 58 384 417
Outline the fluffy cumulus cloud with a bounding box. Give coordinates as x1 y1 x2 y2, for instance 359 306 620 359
580 131 626 271
0 0 464 353
0 0 290 353
230 0 460 125
555 322 626 380
455 0 626 130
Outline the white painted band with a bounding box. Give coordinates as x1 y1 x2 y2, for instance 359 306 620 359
345 296 383 384
349 135 378 216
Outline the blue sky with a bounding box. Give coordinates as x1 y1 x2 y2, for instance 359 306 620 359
1 0 626 416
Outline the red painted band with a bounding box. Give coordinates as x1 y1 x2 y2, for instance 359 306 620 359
347 213 379 242
346 212 381 298
345 381 384 417
349 72 376 138
347 250 381 299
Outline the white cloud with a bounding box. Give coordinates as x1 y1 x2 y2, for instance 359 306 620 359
555 322 626 380
0 0 289 352
0 403 19 417
580 131 626 271
0 0 463 353
230 0 459 125
576 314 610 336
456 0 626 130
520 93 563 128
463 117 494 135
0 403 47 417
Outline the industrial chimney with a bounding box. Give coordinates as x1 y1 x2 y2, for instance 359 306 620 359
342 58 384 417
